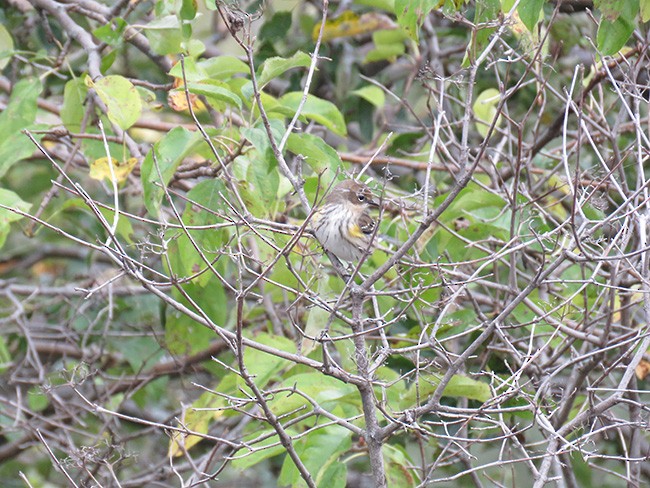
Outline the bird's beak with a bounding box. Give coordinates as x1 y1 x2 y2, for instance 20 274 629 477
368 198 380 208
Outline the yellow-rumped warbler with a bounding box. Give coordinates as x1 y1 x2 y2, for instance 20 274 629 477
311 179 379 262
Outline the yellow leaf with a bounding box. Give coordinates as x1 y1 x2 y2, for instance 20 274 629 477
167 77 205 112
168 393 224 457
314 11 397 41
508 11 529 38
643 0 650 22
636 359 650 381
415 224 437 254
89 157 138 183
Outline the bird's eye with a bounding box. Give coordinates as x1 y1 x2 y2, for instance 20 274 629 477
357 194 366 202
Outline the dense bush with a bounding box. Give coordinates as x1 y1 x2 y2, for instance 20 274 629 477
0 1 648 486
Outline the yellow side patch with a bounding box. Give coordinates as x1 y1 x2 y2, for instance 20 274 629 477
348 222 364 238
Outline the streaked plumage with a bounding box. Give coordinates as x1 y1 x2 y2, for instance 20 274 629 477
312 180 378 262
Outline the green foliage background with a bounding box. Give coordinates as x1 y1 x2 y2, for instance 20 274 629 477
0 0 648 487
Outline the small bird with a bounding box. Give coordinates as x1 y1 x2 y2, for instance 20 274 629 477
311 179 379 262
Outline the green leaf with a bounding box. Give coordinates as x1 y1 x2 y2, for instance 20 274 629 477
476 0 501 36
61 79 88 132
199 56 249 80
464 0 501 66
100 49 118 73
581 201 606 222
28 386 49 412
356 0 395 10
246 151 280 215
365 43 406 63
0 23 14 70
132 377 168 410
400 373 491 407
186 81 242 109
238 80 282 111
352 85 386 108
93 18 127 45
169 56 206 82
182 38 205 58
257 51 312 88
473 88 502 138
285 132 342 174
166 278 225 355
241 119 283 154
185 176 228 211
571 450 594 486
0 78 42 178
276 92 347 136
164 181 230 284
165 309 217 356
597 18 635 55
143 15 184 55
183 275 227 326
279 426 352 487
259 11 293 42
458 221 510 244
318 462 347 488
98 206 134 244
238 121 283 216
270 373 357 416
243 334 295 389
0 79 41 132
642 0 650 21
231 156 260 216
0 188 32 249
183 178 229 233
439 183 507 223
141 127 203 216
232 431 296 470
596 0 639 55
373 28 409 46
595 0 627 20
418 184 508 258
119 336 163 371
517 0 545 32
0 336 12 373
180 0 198 20
394 0 439 41
384 444 417 486
365 30 407 62
88 75 142 130
302 306 330 356
442 375 492 401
